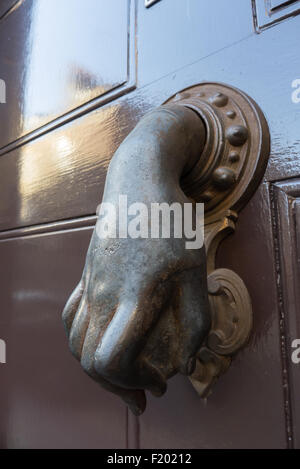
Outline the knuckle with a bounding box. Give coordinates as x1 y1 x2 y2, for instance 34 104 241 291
80 351 95 377
94 348 115 379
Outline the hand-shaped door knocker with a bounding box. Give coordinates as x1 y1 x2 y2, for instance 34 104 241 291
62 83 270 415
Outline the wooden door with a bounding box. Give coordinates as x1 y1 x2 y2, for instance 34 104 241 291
0 0 299 449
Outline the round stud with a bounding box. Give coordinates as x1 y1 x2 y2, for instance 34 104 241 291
209 92 228 107
226 110 236 119
228 151 240 163
200 191 213 202
226 125 248 146
212 167 236 190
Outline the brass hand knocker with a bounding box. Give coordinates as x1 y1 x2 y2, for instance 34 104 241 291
62 83 270 415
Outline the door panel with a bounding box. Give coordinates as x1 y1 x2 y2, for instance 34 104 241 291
0 0 132 150
1 7 300 231
273 179 300 447
138 0 254 85
0 225 127 449
254 0 300 31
